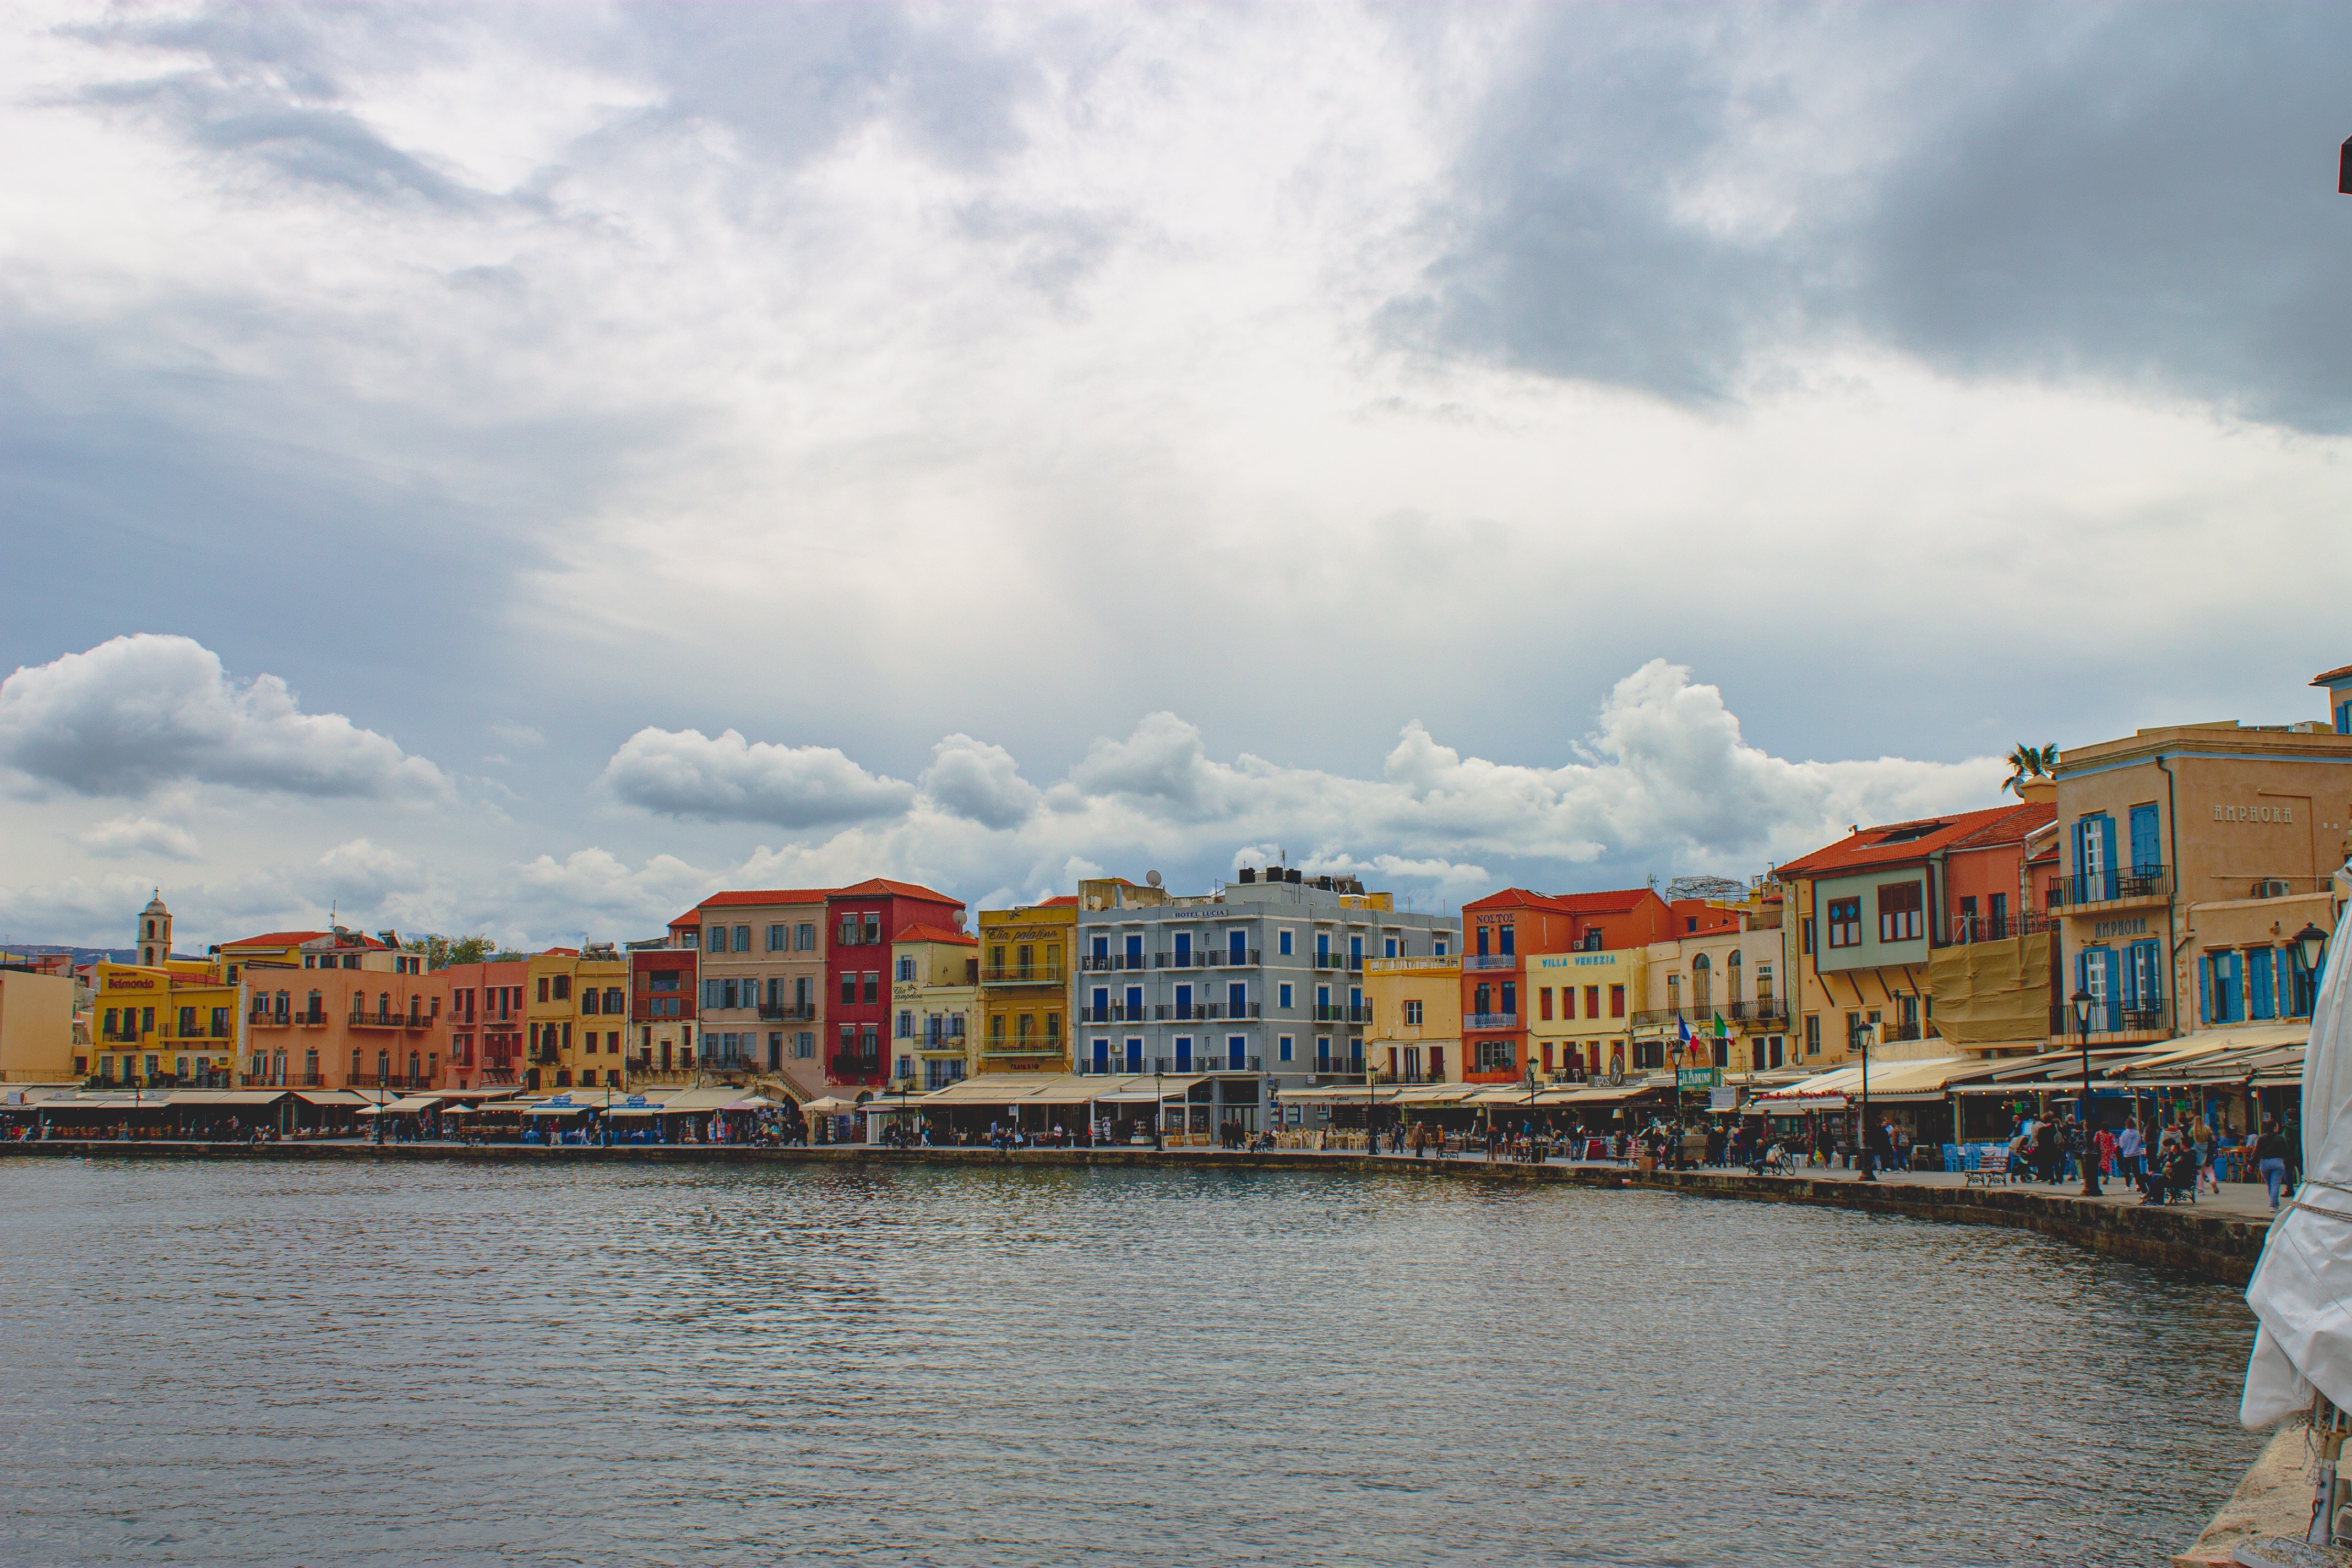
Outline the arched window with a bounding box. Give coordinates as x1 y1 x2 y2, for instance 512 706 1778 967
307 990 322 1020
1691 952 1712 1013
1727 950 1744 1003
378 992 391 1019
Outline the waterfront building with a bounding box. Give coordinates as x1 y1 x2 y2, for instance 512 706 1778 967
826 880 966 1092
1460 887 1677 1086
2049 676 2352 1053
1629 900 1789 1074
1920 791 2062 1058
1072 865 1455 1101
623 927 698 1086
1774 803 2044 1068
219 924 438 1090
439 957 529 1088
1363 953 1461 1084
0 962 79 1083
976 897 1076 1076
520 946 628 1092
688 889 831 1098
891 923 979 1090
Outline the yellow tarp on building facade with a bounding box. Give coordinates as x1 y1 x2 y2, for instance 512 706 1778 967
1926 931 2052 1047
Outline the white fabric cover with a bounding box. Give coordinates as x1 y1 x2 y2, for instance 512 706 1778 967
2241 868 2352 1428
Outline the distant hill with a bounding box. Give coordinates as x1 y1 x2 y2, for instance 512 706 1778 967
0 945 166 967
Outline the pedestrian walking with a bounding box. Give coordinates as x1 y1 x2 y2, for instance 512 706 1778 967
2256 1125 2291 1210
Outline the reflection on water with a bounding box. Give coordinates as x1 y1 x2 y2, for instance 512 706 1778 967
0 1158 2261 1566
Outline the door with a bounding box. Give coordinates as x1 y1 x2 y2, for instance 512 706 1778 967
1175 983 1193 1020
1175 1037 1193 1069
1228 1036 1245 1070
1125 934 1144 969
1093 1038 1110 1072
2128 804 2162 873
1125 1038 1142 1072
1228 930 1246 965
1175 932 1192 967
1349 934 1363 968
1228 982 1246 1019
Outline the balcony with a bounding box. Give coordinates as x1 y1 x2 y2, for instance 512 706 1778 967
1312 954 1347 971
1464 954 1518 971
1152 951 1208 970
1079 1005 1132 1023
756 1002 818 1021
2048 1001 2168 1037
1464 1012 1520 1032
1936 911 2054 948
983 966 1064 985
981 1039 1064 1058
1208 948 1262 969
1309 1004 1373 1023
347 1072 436 1091
1077 955 1145 973
829 1053 885 1082
1073 1055 1264 1076
349 1009 431 1031
1158 1002 1262 1021
1727 1001 1790 1029
2049 865 2173 911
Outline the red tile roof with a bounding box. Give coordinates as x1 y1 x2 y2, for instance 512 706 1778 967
1774 804 2032 879
1462 888 1578 913
220 930 329 949
697 888 837 909
1032 895 1079 908
895 923 977 946
1947 800 2055 851
2313 663 2352 687
1551 889 1665 913
829 877 961 905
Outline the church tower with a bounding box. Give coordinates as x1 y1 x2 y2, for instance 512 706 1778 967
139 890 172 967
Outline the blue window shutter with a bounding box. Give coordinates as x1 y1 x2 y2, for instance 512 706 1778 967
2197 955 2209 1024
2129 804 2162 872
2098 817 2117 897
2226 952 2243 1022
2072 820 2087 879
2103 950 2122 1028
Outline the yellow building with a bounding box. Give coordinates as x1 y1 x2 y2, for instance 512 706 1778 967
0 964 77 1082
890 923 979 1091
1362 955 1461 1083
1526 948 1645 1081
976 898 1075 1074
523 946 631 1092
90 961 242 1088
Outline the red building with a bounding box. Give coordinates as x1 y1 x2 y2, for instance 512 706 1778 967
1940 792 2059 942
629 936 699 1081
441 959 527 1088
1457 887 1679 1083
824 878 963 1088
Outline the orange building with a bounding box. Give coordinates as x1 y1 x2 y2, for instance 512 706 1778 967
222 927 445 1090
1458 888 1679 1084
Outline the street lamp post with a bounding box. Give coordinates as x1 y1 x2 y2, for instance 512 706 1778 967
1153 1062 1163 1152
1857 1021 1875 1182
2072 986 2100 1197
2296 923 2329 1013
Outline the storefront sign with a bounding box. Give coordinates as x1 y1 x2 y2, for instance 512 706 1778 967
1709 1087 1738 1112
2213 803 2294 824
2092 917 2149 940
1678 1068 1720 1088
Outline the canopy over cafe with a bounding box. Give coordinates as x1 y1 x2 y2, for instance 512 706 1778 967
862 1070 1264 1144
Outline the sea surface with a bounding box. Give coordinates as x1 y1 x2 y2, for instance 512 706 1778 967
0 1157 2264 1567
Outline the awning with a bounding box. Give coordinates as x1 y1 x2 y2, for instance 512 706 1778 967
1533 1084 1654 1105
657 1088 753 1112
157 1089 288 1106
1273 1085 1393 1103
294 1090 370 1107
521 1102 595 1116
800 1096 864 1114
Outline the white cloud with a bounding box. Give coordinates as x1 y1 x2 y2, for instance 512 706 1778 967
0 635 449 802
601 726 917 828
919 733 1043 830
77 813 202 862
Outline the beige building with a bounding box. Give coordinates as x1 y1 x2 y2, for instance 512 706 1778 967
0 965 77 1082
1363 954 1461 1084
684 890 830 1102
1525 947 1644 1081
522 946 629 1092
891 924 980 1091
1630 919 1790 1074
2051 693 2352 1048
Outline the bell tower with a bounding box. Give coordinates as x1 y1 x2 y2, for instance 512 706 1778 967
139 889 172 967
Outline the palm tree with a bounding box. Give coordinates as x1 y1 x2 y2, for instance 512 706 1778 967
2002 743 2059 796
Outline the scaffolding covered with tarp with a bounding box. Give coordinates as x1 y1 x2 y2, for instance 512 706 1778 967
1925 930 2052 1049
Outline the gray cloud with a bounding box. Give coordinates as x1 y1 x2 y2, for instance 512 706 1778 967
919 734 1043 830
1402 3 2352 429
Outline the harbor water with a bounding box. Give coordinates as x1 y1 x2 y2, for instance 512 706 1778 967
0 1157 2262 1566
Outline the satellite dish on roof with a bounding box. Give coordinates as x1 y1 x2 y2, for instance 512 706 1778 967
1146 870 1163 887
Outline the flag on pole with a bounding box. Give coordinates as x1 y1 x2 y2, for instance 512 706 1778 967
1713 1012 1728 1038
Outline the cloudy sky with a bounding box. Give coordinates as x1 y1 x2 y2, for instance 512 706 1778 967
3 1 2347 951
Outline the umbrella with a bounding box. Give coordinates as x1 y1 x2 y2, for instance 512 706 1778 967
2242 869 2352 1430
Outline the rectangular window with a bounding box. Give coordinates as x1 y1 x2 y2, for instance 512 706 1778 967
1805 1014 1821 1055
796 1032 815 1058
768 924 786 951
1826 899 1862 949
1434 937 1448 957
1279 1035 1294 1062
1609 984 1625 1019
864 972 880 1004
897 956 916 982
708 926 726 954
1539 987 1554 1022
722 978 738 1010
1384 937 1398 959
1801 917 1816 956
841 974 857 1005
1279 929 1294 956
798 923 816 951
1499 982 1516 1016
1403 999 1423 1026
1278 983 1293 1009
1876 881 1923 944
1475 1039 1515 1071
733 925 750 952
